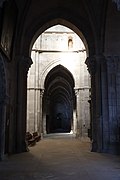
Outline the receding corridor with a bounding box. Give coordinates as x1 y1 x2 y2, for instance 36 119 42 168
0 134 120 180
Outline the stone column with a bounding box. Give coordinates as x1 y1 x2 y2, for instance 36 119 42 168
94 55 103 152
39 88 44 138
43 95 50 135
74 88 81 137
99 55 109 152
73 109 77 134
70 98 74 133
16 56 33 153
86 55 109 152
107 56 120 154
116 56 120 154
116 57 120 138
85 56 97 151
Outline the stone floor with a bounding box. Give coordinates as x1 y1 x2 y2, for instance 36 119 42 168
0 133 120 180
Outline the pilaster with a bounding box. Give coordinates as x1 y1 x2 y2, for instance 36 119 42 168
74 88 81 137
86 55 110 153
106 56 120 154
74 87 84 138
16 56 33 153
85 56 97 151
43 94 50 134
39 88 44 137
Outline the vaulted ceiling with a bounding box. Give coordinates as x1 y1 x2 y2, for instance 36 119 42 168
13 0 108 56
1 0 120 58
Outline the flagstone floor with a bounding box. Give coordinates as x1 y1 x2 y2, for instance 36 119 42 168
0 134 120 180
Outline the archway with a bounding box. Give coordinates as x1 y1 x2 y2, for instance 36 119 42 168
43 65 75 134
27 24 91 138
1 0 115 155
14 4 99 153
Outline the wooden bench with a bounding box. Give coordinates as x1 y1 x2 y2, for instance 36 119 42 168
26 132 36 146
33 132 41 142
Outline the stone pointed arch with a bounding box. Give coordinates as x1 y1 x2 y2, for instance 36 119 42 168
44 64 75 93
43 64 75 134
40 61 75 90
29 18 89 56
19 6 95 57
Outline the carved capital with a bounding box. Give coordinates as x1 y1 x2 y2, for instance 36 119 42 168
85 56 96 75
86 55 107 75
40 89 44 97
18 56 33 74
74 88 80 96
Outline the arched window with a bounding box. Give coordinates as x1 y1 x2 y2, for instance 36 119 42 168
68 36 73 49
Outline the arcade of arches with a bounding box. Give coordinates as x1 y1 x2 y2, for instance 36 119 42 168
0 0 120 160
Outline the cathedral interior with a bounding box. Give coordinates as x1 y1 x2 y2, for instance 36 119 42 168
0 0 120 163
